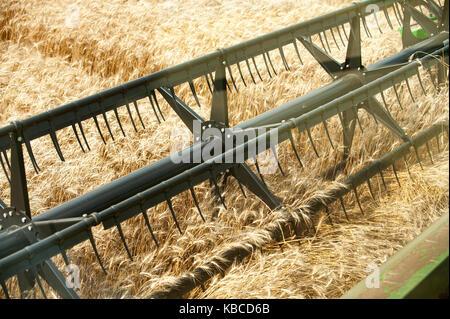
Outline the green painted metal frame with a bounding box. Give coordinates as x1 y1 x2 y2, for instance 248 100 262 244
342 212 449 299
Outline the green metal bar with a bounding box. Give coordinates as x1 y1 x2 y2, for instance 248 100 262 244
342 212 449 299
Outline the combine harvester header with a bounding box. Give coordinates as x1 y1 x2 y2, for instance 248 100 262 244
0 0 448 299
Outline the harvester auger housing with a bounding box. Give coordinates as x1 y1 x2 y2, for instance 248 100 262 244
0 0 448 299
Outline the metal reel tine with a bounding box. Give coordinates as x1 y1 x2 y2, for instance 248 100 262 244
30 265 47 299
373 9 383 34
426 67 438 91
188 81 202 108
353 185 364 216
305 125 320 158
141 208 160 247
339 197 350 221
366 102 379 125
416 70 427 96
378 165 387 191
252 56 264 82
47 118 66 161
226 63 239 92
265 50 278 76
380 89 393 117
24 138 41 173
188 180 206 222
337 111 348 141
75 112 91 151
341 23 349 41
133 101 146 130
361 13 373 38
318 31 328 53
230 167 247 198
413 144 424 170
366 176 376 200
245 59 257 84
392 162 401 187
1 280 10 299
335 24 346 47
322 29 332 53
403 155 413 179
205 74 213 94
99 101 115 141
292 39 304 65
287 129 304 168
92 115 107 145
270 145 285 176
0 152 11 184
392 82 404 110
234 173 247 198
113 107 127 137
329 27 341 51
147 95 161 124
262 51 273 78
151 90 166 121
253 156 267 186
278 46 290 71
165 194 183 234
425 141 434 164
87 229 107 275
436 134 441 153
394 2 404 21
392 3 402 26
169 86 178 106
321 114 335 149
122 93 138 132
236 61 247 87
59 247 70 267
404 76 416 103
114 218 133 261
383 7 394 30
2 149 10 170
209 169 227 210
224 76 232 93
72 123 86 153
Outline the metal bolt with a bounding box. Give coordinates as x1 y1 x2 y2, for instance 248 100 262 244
3 213 6 218
17 137 23 142
21 217 27 223
222 61 226 65
9 211 13 217
83 214 87 218
227 134 231 139
221 128 225 133
208 124 212 128
27 225 32 231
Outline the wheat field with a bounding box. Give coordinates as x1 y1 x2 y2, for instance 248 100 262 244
0 0 448 299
